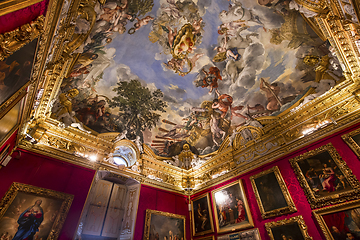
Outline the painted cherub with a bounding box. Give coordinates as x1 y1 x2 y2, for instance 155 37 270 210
134 16 154 31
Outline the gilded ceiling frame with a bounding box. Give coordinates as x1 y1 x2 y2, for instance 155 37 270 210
11 0 360 195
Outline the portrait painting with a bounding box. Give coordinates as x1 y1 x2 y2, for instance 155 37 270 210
289 143 360 209
313 199 360 240
191 193 214 236
250 166 297 219
211 179 254 233
217 228 261 240
143 209 186 240
0 38 37 109
342 128 360 159
0 182 73 240
265 215 312 240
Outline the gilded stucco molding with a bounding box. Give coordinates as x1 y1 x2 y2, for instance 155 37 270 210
15 0 360 194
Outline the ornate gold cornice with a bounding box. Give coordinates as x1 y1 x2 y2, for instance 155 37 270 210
15 0 360 195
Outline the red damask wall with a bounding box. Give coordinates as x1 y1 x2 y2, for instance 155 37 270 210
134 184 191 240
0 0 49 34
191 121 360 240
0 149 96 240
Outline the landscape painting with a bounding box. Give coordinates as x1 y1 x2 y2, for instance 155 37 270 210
52 0 344 159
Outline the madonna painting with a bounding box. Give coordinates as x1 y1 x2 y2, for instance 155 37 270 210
0 183 73 240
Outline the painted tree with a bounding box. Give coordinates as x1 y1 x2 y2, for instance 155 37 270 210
109 79 167 134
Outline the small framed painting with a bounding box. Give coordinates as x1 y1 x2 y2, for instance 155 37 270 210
143 209 186 240
0 182 73 240
0 38 38 112
265 215 312 240
289 143 360 209
250 166 297 219
342 128 360 158
217 228 261 240
313 199 360 240
211 179 254 233
196 236 214 240
191 192 214 236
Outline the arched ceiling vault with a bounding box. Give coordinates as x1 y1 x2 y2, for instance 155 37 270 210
4 0 360 194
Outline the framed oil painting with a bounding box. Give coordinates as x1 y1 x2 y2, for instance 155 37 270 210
250 166 297 219
0 37 37 111
265 215 312 240
196 236 214 240
217 228 261 240
313 199 360 240
0 182 73 240
143 209 186 240
191 193 214 236
289 143 360 209
211 179 254 233
342 128 360 159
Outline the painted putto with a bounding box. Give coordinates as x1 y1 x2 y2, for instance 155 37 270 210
52 0 345 160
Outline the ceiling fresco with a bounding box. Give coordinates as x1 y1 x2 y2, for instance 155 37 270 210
51 0 345 158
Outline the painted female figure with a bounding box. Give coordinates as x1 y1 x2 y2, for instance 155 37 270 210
235 198 246 223
13 200 44 240
320 163 336 192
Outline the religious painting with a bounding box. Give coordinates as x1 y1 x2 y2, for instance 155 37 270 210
0 38 37 110
250 166 297 219
0 96 24 147
289 143 360 209
217 228 261 240
191 192 214 236
313 199 360 240
211 179 253 233
53 0 344 164
0 182 73 240
265 215 312 240
342 128 360 159
143 209 186 240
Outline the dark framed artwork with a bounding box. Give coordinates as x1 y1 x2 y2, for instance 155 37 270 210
265 215 312 240
0 182 74 240
0 37 38 111
217 228 261 240
250 166 297 219
143 209 186 240
289 143 360 209
211 179 254 233
191 192 214 236
342 128 360 158
313 199 360 240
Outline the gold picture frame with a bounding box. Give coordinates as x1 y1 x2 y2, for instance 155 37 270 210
342 128 360 158
0 0 43 17
217 228 262 240
143 209 186 240
191 192 214 236
313 199 360 240
265 215 312 240
289 143 360 209
196 236 215 240
250 166 297 219
0 182 74 239
211 179 254 234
